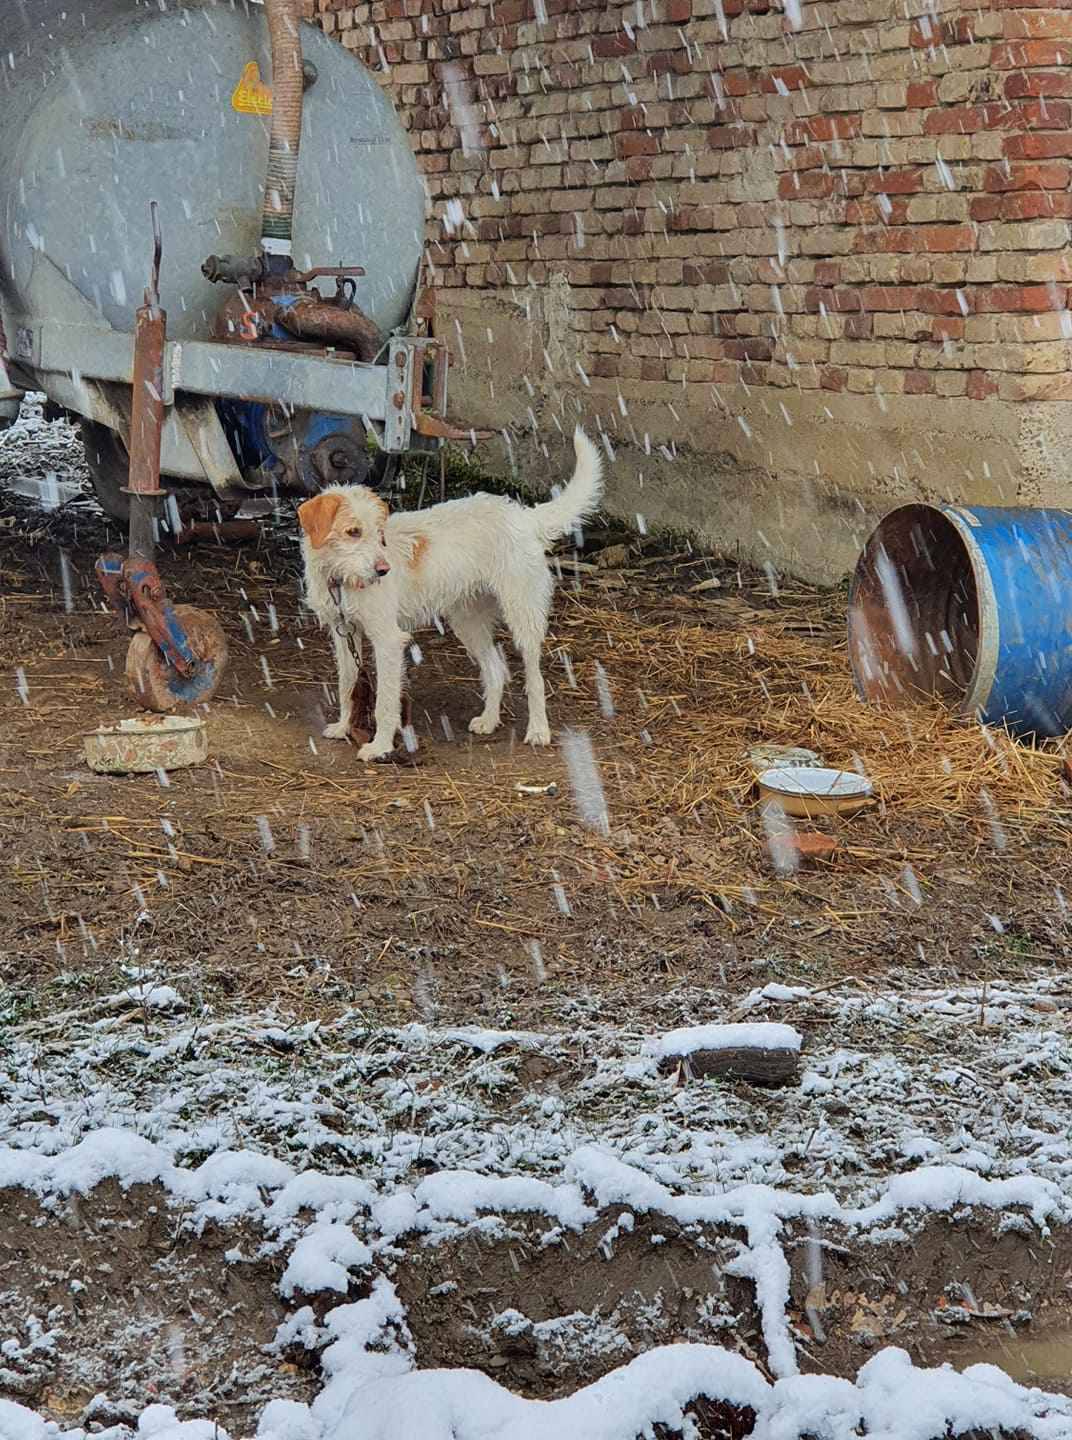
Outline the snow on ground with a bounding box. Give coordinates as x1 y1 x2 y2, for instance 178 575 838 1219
2 972 1072 1438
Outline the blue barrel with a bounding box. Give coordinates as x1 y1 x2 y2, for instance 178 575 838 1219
848 503 1072 738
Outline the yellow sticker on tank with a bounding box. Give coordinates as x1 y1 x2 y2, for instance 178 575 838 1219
232 62 273 116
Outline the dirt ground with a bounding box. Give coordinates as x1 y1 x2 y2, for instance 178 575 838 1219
1 416 1070 1034
4 417 1072 1438
0 1183 311 1431
4 1181 1070 1429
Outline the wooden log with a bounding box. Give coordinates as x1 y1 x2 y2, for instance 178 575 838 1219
659 1046 801 1087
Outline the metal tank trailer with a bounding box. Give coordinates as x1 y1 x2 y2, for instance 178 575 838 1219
0 0 470 709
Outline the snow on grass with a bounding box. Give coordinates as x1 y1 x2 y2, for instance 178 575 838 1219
280 1223 373 1298
648 1022 803 1060
3 973 1072 1437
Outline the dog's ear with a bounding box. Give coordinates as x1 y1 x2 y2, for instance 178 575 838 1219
298 493 343 548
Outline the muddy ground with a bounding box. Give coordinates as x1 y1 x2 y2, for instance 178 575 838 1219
0 1183 309 1431
1 414 1070 1036
3 1182 1070 1430
3 414 1072 1437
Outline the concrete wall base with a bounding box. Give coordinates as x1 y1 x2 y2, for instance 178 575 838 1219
439 290 1072 584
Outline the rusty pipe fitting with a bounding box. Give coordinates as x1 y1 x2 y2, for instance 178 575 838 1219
261 0 305 261
271 297 382 361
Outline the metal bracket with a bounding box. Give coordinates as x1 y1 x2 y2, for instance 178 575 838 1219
96 553 198 677
383 335 493 452
384 337 417 452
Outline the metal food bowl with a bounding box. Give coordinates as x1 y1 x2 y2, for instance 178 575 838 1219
84 714 207 774
757 766 873 819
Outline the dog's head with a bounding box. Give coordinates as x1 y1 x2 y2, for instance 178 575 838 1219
298 487 392 589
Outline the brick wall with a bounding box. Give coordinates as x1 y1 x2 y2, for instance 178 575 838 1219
310 0 1072 580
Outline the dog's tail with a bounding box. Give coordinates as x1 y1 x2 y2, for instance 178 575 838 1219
532 427 604 546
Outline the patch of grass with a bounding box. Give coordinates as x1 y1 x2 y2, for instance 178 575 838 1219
387 444 529 512
0 987 35 1027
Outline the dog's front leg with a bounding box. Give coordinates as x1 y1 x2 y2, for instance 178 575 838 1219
323 627 361 740
358 625 407 761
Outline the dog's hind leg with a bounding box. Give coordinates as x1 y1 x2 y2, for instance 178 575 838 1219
499 568 553 747
323 628 361 740
448 598 509 736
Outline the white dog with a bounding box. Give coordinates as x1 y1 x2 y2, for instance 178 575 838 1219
299 427 603 761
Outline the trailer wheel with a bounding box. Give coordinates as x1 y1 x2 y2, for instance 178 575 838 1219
126 605 229 712
79 420 241 528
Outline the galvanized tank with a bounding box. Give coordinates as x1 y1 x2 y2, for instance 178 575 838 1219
0 0 426 346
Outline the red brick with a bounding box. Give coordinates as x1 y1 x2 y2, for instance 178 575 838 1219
1009 100 1072 128
314 1 1072 415
762 65 809 94
780 831 839 861
721 70 755 97
906 81 939 107
967 370 1000 399
785 114 862 144
617 131 659 158
866 168 925 195
948 16 984 43
648 50 695 77
592 31 636 57
976 284 1064 311
969 195 1002 221
972 191 1072 220
992 40 1072 67
856 225 976 253
861 285 964 314
1004 131 1072 158
904 370 936 394
1004 11 1072 37
845 197 909 225
778 170 836 199
933 316 965 340
924 100 1072 134
1005 70 1072 99
707 125 753 148
805 286 862 312
983 160 1072 189
910 17 948 45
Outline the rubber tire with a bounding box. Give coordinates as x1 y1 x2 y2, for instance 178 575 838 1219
126 604 229 713
80 419 241 527
80 420 131 524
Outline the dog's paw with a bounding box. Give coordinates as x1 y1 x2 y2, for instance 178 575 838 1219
322 720 351 741
524 724 552 747
358 740 395 763
468 714 500 736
